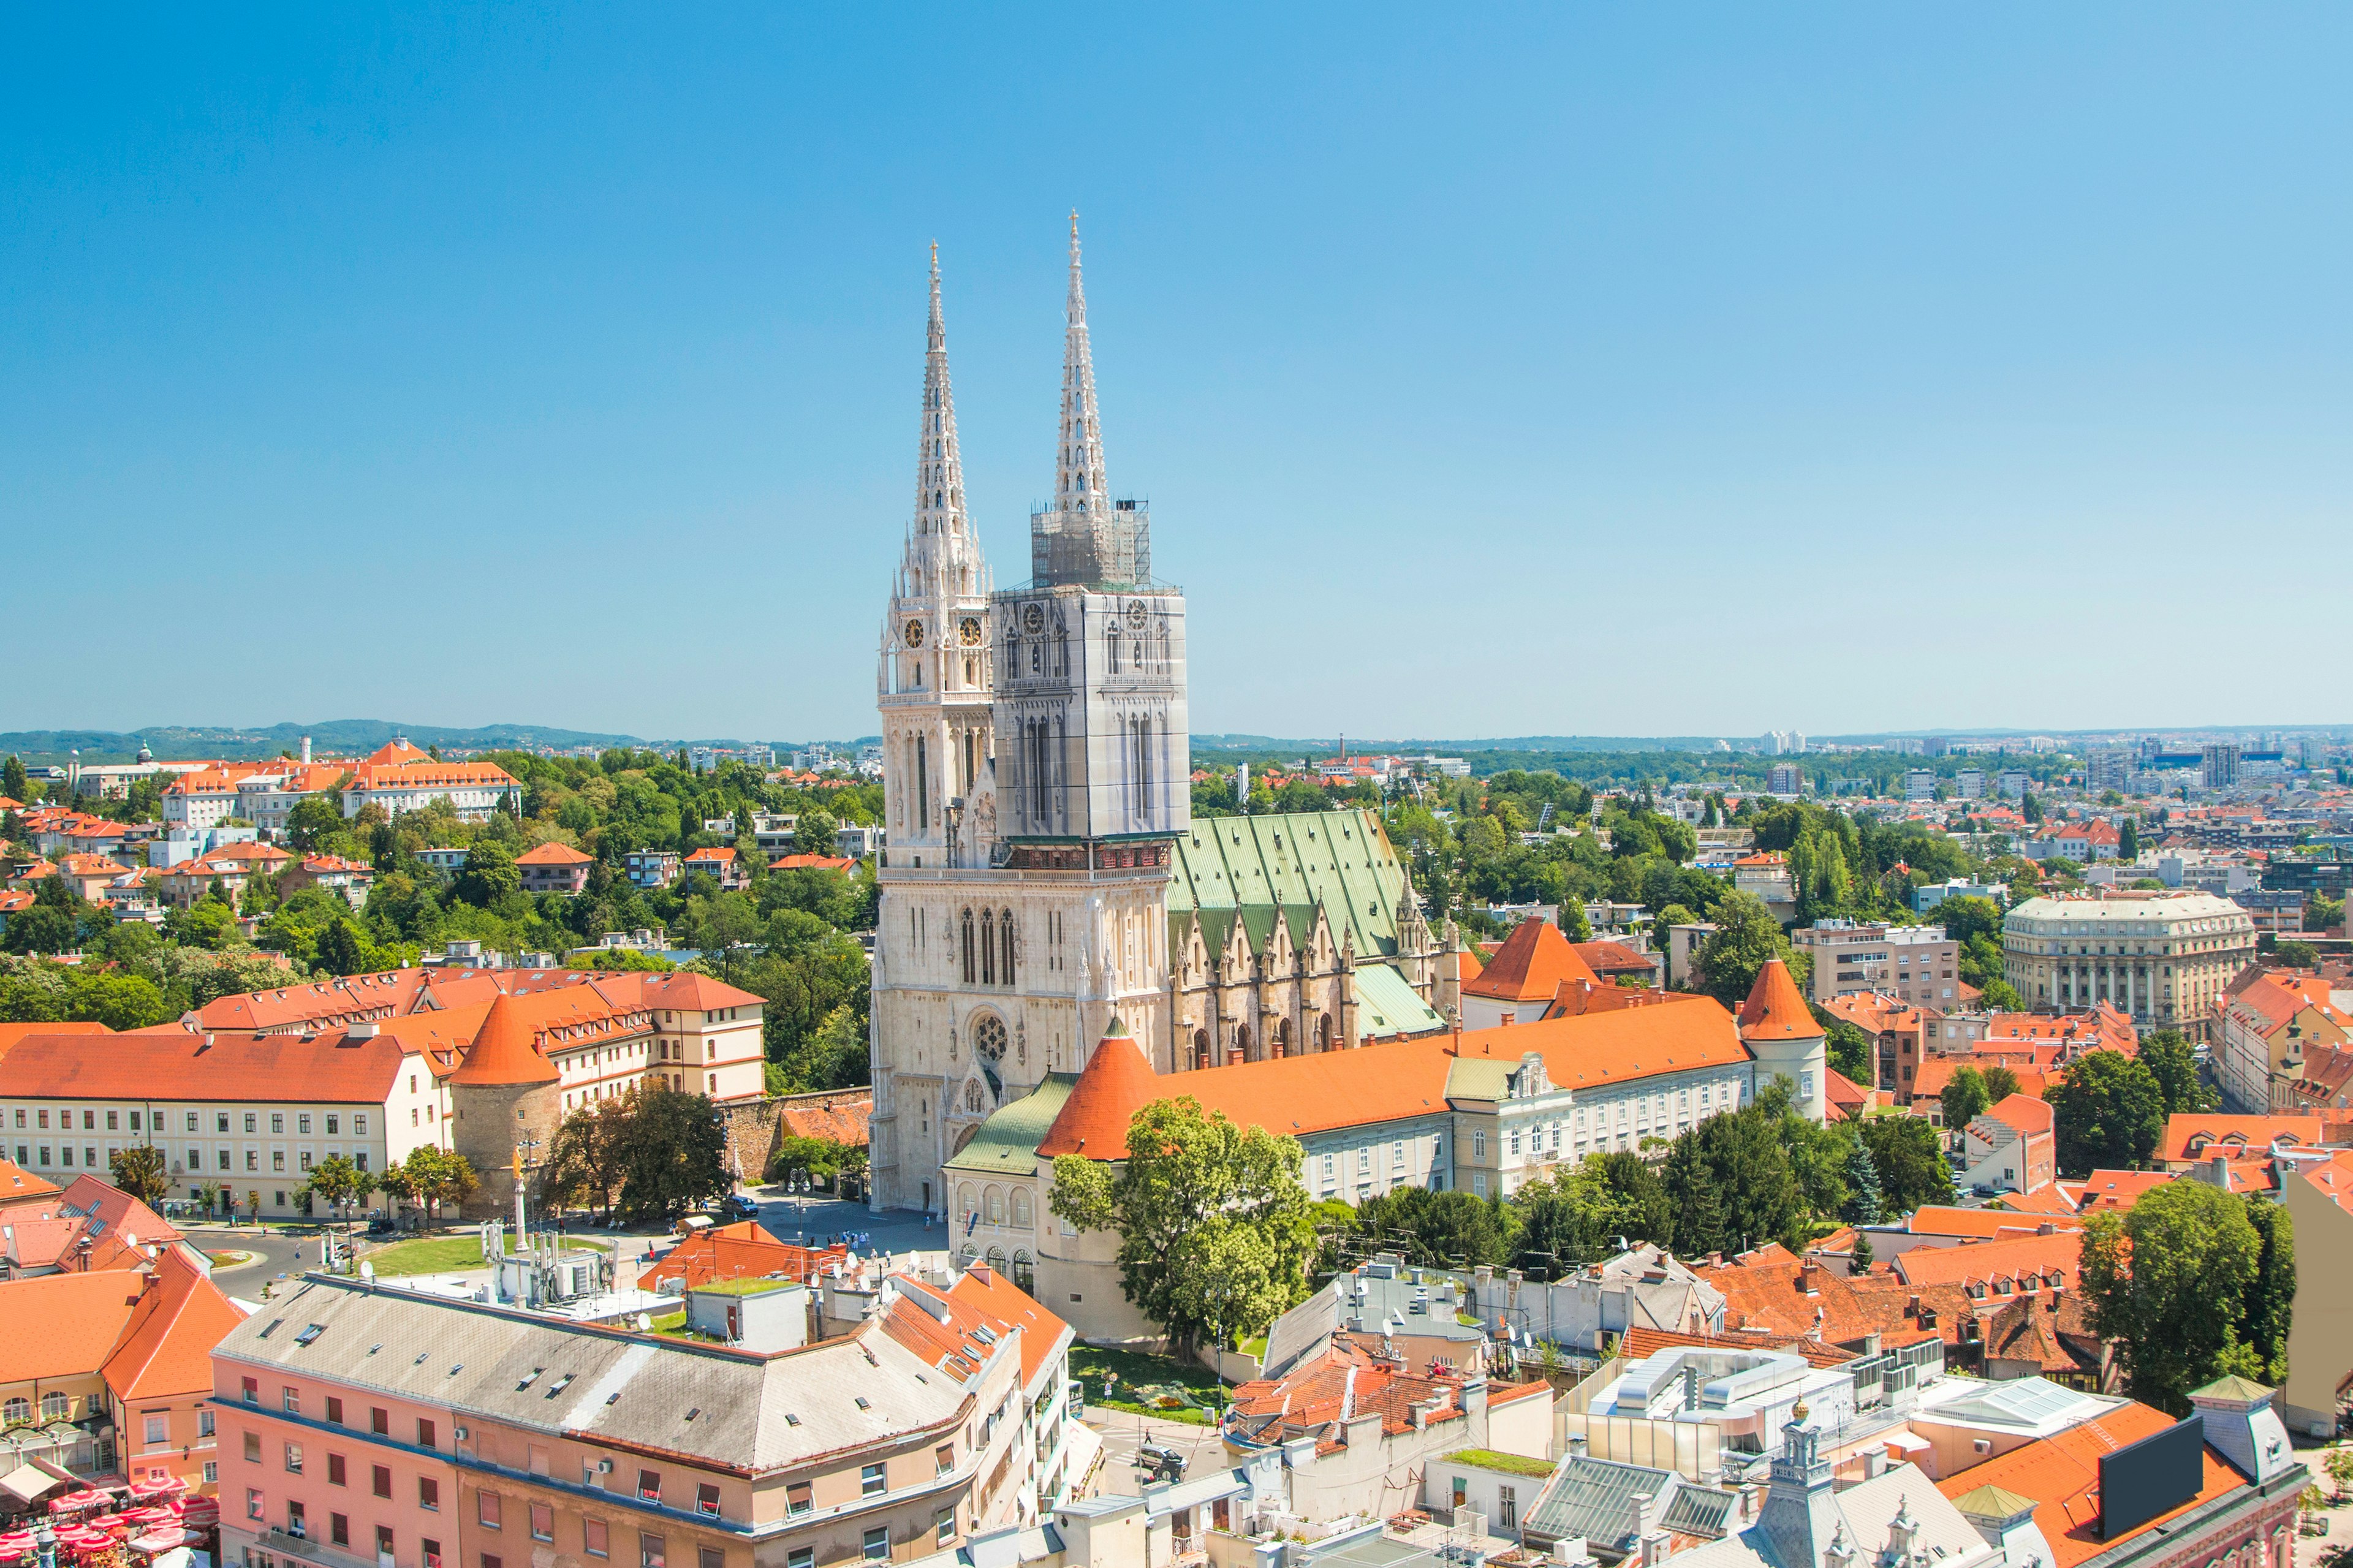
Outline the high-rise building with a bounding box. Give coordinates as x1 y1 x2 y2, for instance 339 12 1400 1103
2203 742 2242 791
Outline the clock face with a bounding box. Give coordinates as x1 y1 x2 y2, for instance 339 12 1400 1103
1023 602 1045 634
960 616 983 646
1126 599 1148 627
903 619 925 648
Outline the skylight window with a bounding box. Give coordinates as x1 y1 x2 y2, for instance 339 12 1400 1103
294 1324 327 1347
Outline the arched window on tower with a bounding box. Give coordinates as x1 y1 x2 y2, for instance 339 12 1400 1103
1001 909 1016 986
1193 1028 1211 1070
960 909 976 984
980 909 996 986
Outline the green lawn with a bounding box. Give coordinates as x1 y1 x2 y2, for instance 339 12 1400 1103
1443 1449 1555 1479
1069 1344 1227 1423
361 1233 597 1278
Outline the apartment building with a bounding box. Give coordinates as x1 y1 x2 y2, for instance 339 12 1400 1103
2001 891 2256 1043
213 1264 1078 1568
2215 972 2351 1113
515 842 594 895
1789 920 1959 1007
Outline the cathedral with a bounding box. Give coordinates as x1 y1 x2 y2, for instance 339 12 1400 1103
866 224 1450 1217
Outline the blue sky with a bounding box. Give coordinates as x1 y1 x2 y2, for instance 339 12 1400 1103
5 7 2348 743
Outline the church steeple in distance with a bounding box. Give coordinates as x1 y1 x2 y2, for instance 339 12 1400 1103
1031 213 1149 588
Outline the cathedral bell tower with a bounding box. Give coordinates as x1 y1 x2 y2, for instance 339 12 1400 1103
991 216 1191 856
879 245 996 868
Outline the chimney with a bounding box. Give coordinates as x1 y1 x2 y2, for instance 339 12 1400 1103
1568 1434 1589 1460
1628 1494 1654 1547
2037 1221 2055 1235
1860 1449 1887 1479
1862 1331 1881 1357
300 736 312 765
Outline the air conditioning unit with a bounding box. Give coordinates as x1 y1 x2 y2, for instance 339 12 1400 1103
597 1459 615 1474
453 1426 469 1441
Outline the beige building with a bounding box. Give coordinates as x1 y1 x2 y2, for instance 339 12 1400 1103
2001 890 2256 1043
1790 920 1960 1007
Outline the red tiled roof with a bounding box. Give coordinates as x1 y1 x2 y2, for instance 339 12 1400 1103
515 841 594 866
946 1263 1073 1388
0 1271 151 1384
1934 1401 2243 1568
0 1026 409 1104
780 1097 871 1146
1890 1232 2083 1292
1906 1205 2084 1239
2067 1170 2174 1213
683 847 737 864
770 854 857 872
446 993 560 1086
2157 1113 2326 1164
1462 917 1600 1001
1737 958 1819 1041
1036 1018 1159 1159
103 1248 244 1401
636 1222 846 1292
1979 1091 2054 1137
1571 941 1656 978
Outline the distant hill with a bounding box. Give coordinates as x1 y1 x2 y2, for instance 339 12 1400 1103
0 721 648 765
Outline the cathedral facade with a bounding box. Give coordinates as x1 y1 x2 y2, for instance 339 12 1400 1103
866 225 1447 1218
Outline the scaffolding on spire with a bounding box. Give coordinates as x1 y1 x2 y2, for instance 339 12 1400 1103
1031 213 1151 588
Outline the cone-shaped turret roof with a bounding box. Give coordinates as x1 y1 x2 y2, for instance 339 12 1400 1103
1737 958 1822 1042
1036 1015 1158 1161
450 992 559 1086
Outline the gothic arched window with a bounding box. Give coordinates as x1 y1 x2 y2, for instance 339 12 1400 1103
1193 1028 1211 1070
1001 909 1016 986
960 908 976 984
980 909 996 985
1012 1251 1035 1292
965 1081 983 1114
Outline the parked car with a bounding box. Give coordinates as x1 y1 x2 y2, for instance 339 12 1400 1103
718 1194 760 1222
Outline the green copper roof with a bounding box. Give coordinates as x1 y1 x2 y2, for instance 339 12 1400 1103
1170 809 1411 960
1355 960 1446 1039
944 1074 1078 1177
2189 1374 2275 1402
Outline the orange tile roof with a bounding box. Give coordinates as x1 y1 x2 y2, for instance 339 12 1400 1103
447 993 561 1086
0 1026 410 1104
1990 1182 2083 1216
1461 917 1599 1001
1934 1401 2243 1568
1910 1060 2054 1102
1571 940 1656 977
102 1248 244 1402
2067 1170 2175 1213
769 854 857 871
2158 1113 2327 1164
1890 1232 2083 1292
1618 1324 1858 1369
780 1097 871 1146
1979 1091 2053 1137
1906 1206 2084 1239
1451 947 1485 983
0 1157 62 1204
945 1262 1073 1388
683 847 737 864
1036 1018 1160 1159
635 1222 846 1292
1087 994 1747 1150
515 841 594 866
0 1270 150 1384
0 1020 108 1060
1821 992 1926 1036
1737 958 1819 1041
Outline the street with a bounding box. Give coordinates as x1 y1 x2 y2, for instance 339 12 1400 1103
184 1226 316 1296
1085 1407 1230 1497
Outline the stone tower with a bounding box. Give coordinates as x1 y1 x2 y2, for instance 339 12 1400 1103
445 992 563 1221
1737 957 1828 1124
992 216 1189 844
879 246 996 869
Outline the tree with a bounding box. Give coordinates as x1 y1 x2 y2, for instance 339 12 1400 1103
1841 1137 1885 1225
1 755 27 804
792 808 841 857
394 1146 480 1225
1851 1229 1874 1271
1692 890 1800 1009
2119 818 2140 861
2274 940 2320 971
2139 1030 2213 1115
2242 1197 2295 1385
455 841 521 907
1355 1186 1509 1268
1940 1066 1992 1131
544 1099 631 1222
616 1088 729 1220
1661 1102 1802 1257
1583 1151 1674 1246
1822 1020 1874 1085
1981 1066 2022 1105
316 919 370 977
1980 979 2025 1012
2082 1181 2269 1414
1857 1114 1955 1216
301 1154 374 1235
110 1145 169 1207
2049 1049 2167 1178
1049 1096 1315 1350
284 795 346 852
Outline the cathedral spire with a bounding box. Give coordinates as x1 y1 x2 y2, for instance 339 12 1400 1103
1057 212 1108 518
915 241 968 540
